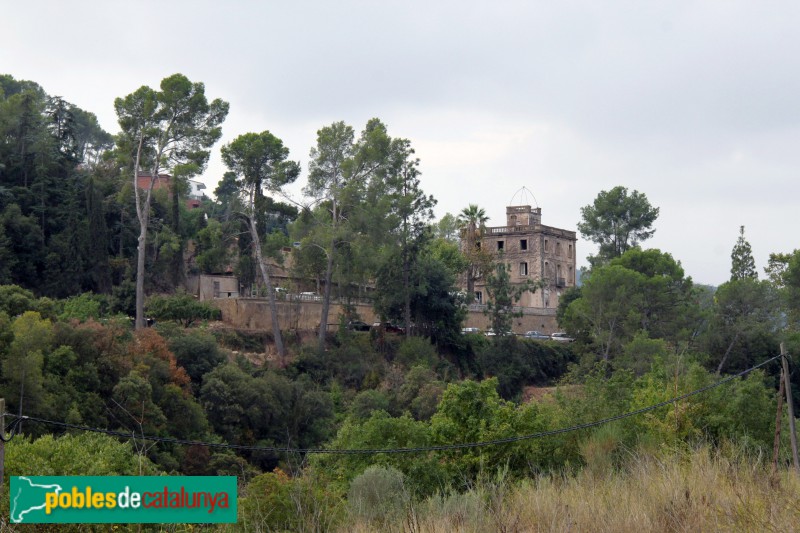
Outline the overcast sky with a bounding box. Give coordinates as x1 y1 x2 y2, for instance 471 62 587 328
3 1 798 285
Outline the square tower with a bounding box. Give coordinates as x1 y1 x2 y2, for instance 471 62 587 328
468 204 577 310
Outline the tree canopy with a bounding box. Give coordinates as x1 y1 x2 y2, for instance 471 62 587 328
560 248 695 362
221 130 300 359
577 186 659 266
114 73 228 329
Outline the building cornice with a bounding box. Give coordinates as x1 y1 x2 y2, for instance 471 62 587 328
484 224 576 240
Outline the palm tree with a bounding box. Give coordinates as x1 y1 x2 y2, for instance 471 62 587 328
458 204 489 296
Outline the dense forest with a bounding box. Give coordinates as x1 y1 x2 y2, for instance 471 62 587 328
1 73 799 531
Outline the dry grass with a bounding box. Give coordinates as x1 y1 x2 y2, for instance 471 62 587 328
340 446 800 533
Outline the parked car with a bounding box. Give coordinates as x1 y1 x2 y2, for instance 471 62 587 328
298 291 321 301
371 321 405 334
461 327 482 335
524 330 550 340
273 287 288 299
347 320 371 332
484 328 497 337
550 332 575 342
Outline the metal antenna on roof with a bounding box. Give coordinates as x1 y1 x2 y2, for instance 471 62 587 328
510 186 539 208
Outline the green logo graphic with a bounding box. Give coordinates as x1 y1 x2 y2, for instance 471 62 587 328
10 476 237 524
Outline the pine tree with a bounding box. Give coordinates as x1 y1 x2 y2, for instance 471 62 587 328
730 225 758 281
483 260 539 336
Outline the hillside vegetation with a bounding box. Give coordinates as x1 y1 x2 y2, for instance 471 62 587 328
1 73 800 531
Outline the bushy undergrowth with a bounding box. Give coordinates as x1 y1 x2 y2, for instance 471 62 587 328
340 445 800 532
0 285 796 532
348 465 409 525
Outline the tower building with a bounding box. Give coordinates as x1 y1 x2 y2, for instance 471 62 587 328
470 203 577 310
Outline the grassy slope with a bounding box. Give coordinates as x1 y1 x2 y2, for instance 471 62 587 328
342 446 800 532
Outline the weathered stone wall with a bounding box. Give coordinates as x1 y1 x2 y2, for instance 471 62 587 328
195 275 239 301
210 298 380 331
211 298 560 335
463 307 559 334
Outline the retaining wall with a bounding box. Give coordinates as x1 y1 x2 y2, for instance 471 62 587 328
211 298 560 334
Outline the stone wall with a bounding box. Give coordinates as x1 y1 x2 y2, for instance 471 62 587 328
211 298 560 335
211 298 380 331
194 275 239 301
463 307 559 334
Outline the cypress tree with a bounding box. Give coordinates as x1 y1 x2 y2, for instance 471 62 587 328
730 225 758 281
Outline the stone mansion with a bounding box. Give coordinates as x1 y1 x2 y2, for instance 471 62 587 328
470 204 577 310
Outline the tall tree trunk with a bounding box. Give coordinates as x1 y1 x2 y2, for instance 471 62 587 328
601 318 616 362
249 214 285 360
716 331 740 375
402 216 411 338
318 197 338 351
403 252 411 339
135 220 148 329
466 265 475 296
171 175 183 287
318 236 335 352
133 136 155 330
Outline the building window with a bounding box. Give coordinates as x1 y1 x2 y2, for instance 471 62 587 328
520 239 527 251
568 244 572 257
497 240 504 251
475 291 483 303
569 266 573 285
519 262 528 276
213 281 220 298
544 239 549 252
556 242 561 257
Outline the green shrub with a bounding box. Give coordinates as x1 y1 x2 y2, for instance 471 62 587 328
312 411 443 496
348 465 409 523
477 336 575 399
4 432 160 477
146 292 221 327
240 470 341 532
410 382 445 421
618 332 670 376
239 470 296 530
60 292 109 321
307 334 384 389
168 330 225 393
0 284 38 317
396 336 437 369
0 284 57 319
213 327 270 351
350 389 391 420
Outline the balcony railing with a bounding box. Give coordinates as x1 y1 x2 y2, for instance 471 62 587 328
489 225 537 234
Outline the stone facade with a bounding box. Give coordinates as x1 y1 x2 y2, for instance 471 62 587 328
193 274 240 301
472 205 577 310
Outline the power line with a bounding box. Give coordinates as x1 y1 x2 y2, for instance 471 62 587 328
0 413 22 443
3 353 784 455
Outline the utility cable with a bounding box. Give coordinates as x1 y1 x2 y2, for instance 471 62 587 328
0 416 23 443
2 353 784 455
